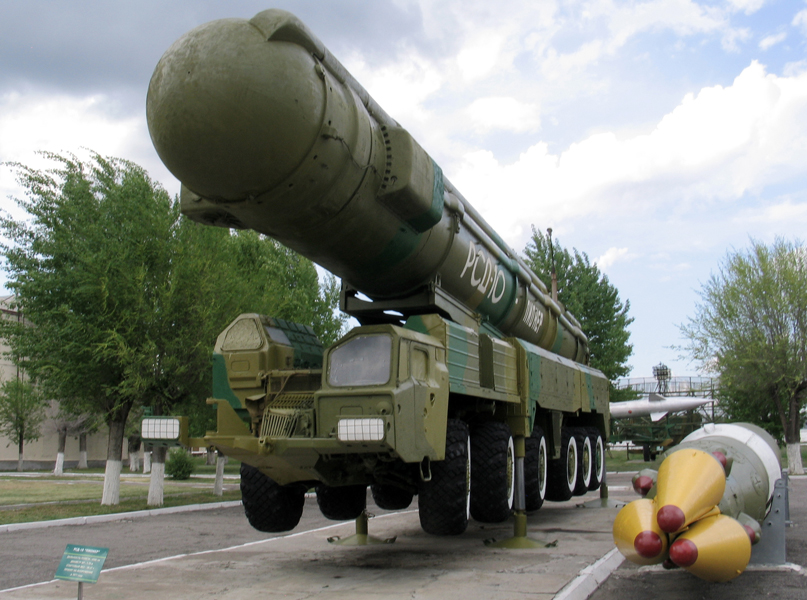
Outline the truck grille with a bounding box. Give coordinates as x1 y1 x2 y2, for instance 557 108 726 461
259 393 315 439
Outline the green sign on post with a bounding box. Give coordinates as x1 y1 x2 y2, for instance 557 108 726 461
55 545 108 599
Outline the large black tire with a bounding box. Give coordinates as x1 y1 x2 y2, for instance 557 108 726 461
371 484 414 510
315 484 367 520
240 463 305 532
587 427 604 491
470 421 515 523
418 418 471 535
525 425 547 512
573 429 593 496
545 428 578 501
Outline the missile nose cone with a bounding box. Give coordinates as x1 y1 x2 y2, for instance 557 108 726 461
668 515 751 582
632 475 654 496
147 16 324 202
613 499 669 566
634 531 664 559
654 449 725 531
711 451 727 471
656 505 685 533
669 538 699 567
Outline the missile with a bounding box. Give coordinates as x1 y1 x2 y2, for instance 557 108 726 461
631 469 657 497
610 393 714 421
146 9 591 364
668 515 752 582
612 423 781 582
653 448 724 533
612 498 669 565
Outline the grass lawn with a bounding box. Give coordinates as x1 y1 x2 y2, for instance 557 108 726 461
48 455 242 477
0 477 224 506
0 489 242 525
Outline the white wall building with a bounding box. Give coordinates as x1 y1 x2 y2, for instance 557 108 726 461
0 295 125 470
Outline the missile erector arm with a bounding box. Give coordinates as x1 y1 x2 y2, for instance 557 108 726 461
146 9 590 364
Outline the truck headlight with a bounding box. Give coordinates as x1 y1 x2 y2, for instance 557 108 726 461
142 417 189 447
337 418 385 442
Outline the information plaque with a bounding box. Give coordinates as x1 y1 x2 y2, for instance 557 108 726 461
55 545 109 584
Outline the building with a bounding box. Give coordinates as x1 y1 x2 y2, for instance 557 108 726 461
0 295 122 470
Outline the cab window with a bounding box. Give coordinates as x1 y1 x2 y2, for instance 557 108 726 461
328 335 392 387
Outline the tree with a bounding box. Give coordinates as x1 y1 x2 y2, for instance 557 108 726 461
1 151 345 504
1 153 180 501
0 379 46 471
524 227 634 399
48 401 97 475
680 238 806 475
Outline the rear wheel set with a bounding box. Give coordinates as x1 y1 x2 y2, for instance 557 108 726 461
545 428 578 501
470 421 515 523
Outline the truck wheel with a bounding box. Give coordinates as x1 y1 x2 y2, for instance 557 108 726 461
371 484 414 510
545 428 578 501
315 484 367 520
587 428 604 491
240 463 305 532
525 425 547 511
573 429 592 496
418 418 471 535
470 421 515 523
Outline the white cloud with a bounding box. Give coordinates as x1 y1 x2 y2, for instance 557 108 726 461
451 61 807 247
733 199 807 224
725 0 766 15
0 91 175 215
343 51 443 131
0 92 139 162
540 0 742 74
457 34 506 82
794 9 807 36
596 247 634 271
759 32 787 50
465 97 541 133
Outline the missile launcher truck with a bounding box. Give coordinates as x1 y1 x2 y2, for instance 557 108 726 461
145 9 610 536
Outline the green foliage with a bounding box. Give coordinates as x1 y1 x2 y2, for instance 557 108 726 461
0 379 46 449
0 151 345 455
680 238 807 451
165 448 195 480
523 226 634 398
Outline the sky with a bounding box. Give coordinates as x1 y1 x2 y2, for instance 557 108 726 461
1 0 806 380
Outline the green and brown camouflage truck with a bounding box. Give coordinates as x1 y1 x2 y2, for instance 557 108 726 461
143 9 609 536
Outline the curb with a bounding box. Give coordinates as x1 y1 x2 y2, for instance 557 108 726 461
0 501 242 533
553 548 625 600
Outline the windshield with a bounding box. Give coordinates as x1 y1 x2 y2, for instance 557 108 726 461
328 335 392 387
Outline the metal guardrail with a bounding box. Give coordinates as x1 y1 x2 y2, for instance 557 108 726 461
615 376 718 397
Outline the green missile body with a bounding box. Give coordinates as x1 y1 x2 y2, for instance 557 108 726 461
147 9 588 363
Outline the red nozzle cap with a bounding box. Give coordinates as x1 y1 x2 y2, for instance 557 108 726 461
669 538 698 567
712 451 728 471
656 505 686 533
662 558 679 570
632 475 654 496
743 525 758 544
633 531 664 559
